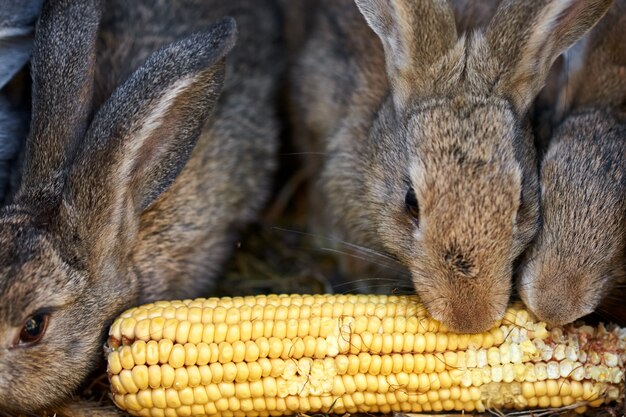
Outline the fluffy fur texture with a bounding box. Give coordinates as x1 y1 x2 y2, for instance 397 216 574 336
290 0 611 333
518 0 625 325
0 0 284 413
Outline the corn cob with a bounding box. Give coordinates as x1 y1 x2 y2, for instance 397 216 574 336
106 294 626 417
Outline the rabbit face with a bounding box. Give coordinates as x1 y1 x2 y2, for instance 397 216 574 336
0 216 136 413
367 96 532 333
407 101 525 333
518 114 626 325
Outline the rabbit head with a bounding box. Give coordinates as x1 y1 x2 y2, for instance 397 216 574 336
518 0 625 325
0 0 237 412
352 0 612 332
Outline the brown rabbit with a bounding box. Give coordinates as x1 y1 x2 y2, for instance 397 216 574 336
290 0 612 333
0 0 283 413
518 0 626 325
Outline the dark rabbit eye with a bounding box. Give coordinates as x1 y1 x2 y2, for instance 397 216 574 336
18 313 50 346
405 186 420 224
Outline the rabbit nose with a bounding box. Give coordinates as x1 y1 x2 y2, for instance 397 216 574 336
444 251 476 278
524 269 598 326
438 301 502 334
530 298 593 326
448 314 498 334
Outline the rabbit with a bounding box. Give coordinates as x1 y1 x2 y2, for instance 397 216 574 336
0 0 43 204
517 0 626 326
289 0 612 333
0 0 283 413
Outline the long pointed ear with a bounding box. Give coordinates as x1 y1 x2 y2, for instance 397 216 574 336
62 18 237 253
14 0 100 207
487 0 613 113
354 0 458 108
0 0 43 87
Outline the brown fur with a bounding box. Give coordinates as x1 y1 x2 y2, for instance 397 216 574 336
0 0 284 413
518 0 625 325
290 0 611 333
450 0 566 155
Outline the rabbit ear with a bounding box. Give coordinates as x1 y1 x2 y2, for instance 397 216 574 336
354 0 457 108
62 18 237 251
0 0 43 87
14 0 100 208
487 0 613 113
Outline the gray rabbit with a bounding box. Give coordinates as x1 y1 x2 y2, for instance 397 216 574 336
0 0 283 413
290 0 612 333
518 0 626 325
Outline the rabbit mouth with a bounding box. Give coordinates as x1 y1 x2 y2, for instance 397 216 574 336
518 266 610 326
415 287 506 334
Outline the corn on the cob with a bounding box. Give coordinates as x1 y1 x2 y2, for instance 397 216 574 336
106 294 626 417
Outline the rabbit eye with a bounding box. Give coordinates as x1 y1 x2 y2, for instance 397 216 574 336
405 186 420 225
18 313 50 346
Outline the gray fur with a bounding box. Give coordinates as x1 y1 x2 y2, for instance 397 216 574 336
290 0 611 333
15 0 101 207
0 0 283 412
518 0 625 325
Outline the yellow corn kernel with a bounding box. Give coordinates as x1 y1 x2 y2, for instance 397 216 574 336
108 295 626 416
